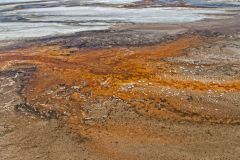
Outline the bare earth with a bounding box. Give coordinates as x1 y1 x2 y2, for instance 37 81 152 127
0 13 240 160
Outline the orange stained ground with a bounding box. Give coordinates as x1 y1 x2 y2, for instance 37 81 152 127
0 35 239 123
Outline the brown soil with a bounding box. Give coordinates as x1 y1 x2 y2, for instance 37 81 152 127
1 16 240 160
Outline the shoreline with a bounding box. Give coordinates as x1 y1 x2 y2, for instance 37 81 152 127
1 9 239 52
0 5 240 160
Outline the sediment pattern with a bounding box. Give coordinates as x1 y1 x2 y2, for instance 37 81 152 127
0 32 240 124
0 1 240 158
1 29 240 159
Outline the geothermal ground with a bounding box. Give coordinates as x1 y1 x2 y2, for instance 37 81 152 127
0 1 240 160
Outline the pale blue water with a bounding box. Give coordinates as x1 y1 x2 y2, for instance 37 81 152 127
0 0 238 41
0 0 40 3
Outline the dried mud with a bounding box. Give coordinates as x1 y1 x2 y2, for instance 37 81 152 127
1 15 240 160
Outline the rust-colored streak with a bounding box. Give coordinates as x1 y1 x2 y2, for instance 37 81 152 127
0 35 239 124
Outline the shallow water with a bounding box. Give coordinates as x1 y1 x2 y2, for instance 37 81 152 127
0 0 237 41
0 0 41 4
